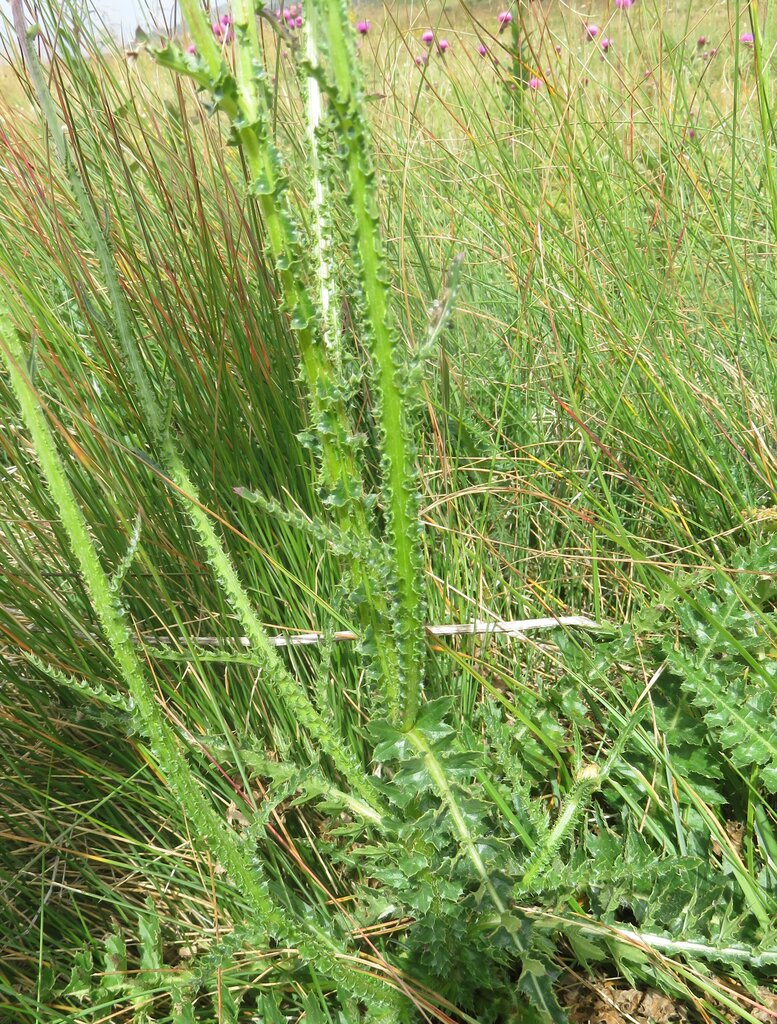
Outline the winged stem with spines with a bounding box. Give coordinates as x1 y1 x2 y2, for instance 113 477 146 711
172 0 409 717
0 302 379 1003
10 0 379 804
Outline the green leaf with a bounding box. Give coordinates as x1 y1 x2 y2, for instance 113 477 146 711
666 647 777 791
517 958 567 1024
138 899 163 987
413 697 456 743
63 949 94 1003
100 926 128 994
370 718 417 762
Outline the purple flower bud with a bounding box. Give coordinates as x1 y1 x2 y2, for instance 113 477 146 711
585 24 599 38
357 20 371 35
422 29 434 44
739 31 754 44
186 43 197 54
614 0 633 8
697 35 706 47
528 76 542 89
600 36 612 51
478 42 489 56
437 38 449 53
555 43 562 54
498 10 513 25
294 15 303 28
416 50 428 65
213 17 233 42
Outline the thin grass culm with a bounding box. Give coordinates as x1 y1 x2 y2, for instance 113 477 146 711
1 0 777 1022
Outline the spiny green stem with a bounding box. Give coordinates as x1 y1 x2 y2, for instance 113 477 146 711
304 4 341 363
162 445 385 810
178 0 403 708
319 0 426 727
515 910 777 969
520 765 601 890
406 728 505 913
0 302 370 997
13 1 383 809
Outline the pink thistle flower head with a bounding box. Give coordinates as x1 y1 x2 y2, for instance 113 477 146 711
710 47 718 56
528 76 543 89
416 50 428 65
600 36 612 51
477 42 488 56
697 35 706 47
356 19 371 34
585 23 599 38
213 17 234 42
294 15 303 28
186 43 197 54
421 29 434 44
614 0 633 8
498 10 512 24
555 43 562 54
437 38 449 53
739 31 754 44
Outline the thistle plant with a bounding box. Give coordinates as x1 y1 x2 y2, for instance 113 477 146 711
150 0 419 723
3 1 777 1022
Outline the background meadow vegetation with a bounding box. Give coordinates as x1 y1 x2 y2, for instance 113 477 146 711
0 0 776 1021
